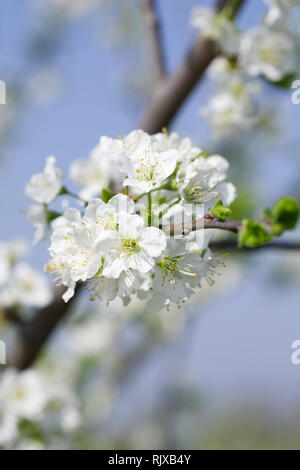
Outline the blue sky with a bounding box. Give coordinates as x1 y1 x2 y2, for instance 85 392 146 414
1 0 300 413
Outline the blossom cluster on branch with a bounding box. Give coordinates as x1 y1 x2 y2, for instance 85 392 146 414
24 129 299 312
25 130 237 311
191 0 300 137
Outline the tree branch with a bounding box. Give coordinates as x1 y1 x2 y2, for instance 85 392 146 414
141 0 165 82
160 216 241 236
7 286 78 370
139 0 246 133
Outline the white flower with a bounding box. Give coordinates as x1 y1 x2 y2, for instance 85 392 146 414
0 410 17 447
47 195 134 302
25 204 48 244
146 234 220 312
120 130 178 193
0 239 28 285
70 142 119 201
101 212 167 278
239 26 297 81
264 0 300 26
151 131 203 163
191 6 240 55
201 77 260 137
0 263 52 308
0 369 47 420
179 155 236 215
26 156 63 204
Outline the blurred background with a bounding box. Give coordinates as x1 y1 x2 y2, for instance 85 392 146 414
1 0 300 449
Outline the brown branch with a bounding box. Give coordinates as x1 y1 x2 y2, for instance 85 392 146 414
7 0 247 371
160 216 241 236
139 0 246 133
141 0 165 82
7 286 78 370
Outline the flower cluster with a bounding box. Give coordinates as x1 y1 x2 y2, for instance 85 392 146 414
25 130 236 311
0 239 52 309
0 368 81 449
191 2 300 137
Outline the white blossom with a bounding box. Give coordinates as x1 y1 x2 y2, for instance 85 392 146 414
120 130 179 193
0 369 48 420
179 154 236 215
0 263 52 308
239 26 297 82
0 239 28 285
26 156 63 204
70 141 122 201
191 6 240 55
264 0 300 26
25 204 48 244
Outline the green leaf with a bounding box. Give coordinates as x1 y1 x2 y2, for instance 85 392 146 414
271 196 299 230
266 73 297 89
101 186 115 203
210 200 232 221
238 220 271 248
45 209 61 225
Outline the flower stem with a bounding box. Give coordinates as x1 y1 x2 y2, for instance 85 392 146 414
147 192 152 226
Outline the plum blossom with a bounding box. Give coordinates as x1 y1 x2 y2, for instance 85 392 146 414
26 156 63 204
179 155 236 216
191 6 240 55
25 204 48 244
32 130 236 309
264 0 300 26
120 130 179 193
239 26 297 82
0 263 52 308
70 140 123 201
0 369 47 420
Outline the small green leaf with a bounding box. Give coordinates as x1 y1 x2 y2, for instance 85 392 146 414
210 200 232 221
45 209 61 225
238 220 272 248
271 196 299 230
101 186 115 203
266 73 297 89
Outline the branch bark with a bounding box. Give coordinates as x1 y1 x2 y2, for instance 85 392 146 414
139 0 246 133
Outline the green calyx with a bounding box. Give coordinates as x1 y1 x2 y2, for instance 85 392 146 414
264 196 299 236
238 220 272 248
101 186 115 203
210 200 232 221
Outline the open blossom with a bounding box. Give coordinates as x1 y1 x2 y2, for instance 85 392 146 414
101 212 167 278
0 369 47 420
0 263 52 308
0 411 17 447
0 239 28 285
70 139 123 201
145 233 223 312
47 194 166 302
239 26 297 81
120 130 179 193
26 156 63 204
264 0 300 26
25 204 48 244
191 6 240 55
179 155 236 215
